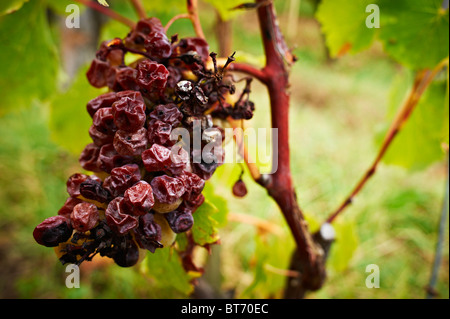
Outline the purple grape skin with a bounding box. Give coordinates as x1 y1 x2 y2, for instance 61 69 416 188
150 175 185 204
112 96 147 132
33 216 73 247
103 164 141 198
113 127 148 156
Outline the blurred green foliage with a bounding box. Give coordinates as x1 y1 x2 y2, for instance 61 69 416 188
0 0 448 299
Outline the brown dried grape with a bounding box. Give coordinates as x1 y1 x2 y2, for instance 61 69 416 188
58 197 84 219
89 124 114 147
123 181 155 216
144 31 172 60
178 172 205 202
151 175 185 204
184 193 205 211
113 127 148 156
136 60 169 93
166 145 189 175
79 143 101 172
103 164 141 197
71 202 100 232
105 197 139 235
98 144 134 173
114 67 140 91
86 58 111 88
133 213 162 253
33 216 73 247
149 104 183 127
112 96 147 132
92 107 117 135
147 120 172 146
142 144 172 172
66 173 89 197
232 179 248 198
174 37 210 62
87 92 118 118
125 17 165 49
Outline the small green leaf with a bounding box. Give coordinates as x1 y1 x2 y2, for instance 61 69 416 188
191 200 220 246
316 0 378 57
143 248 193 297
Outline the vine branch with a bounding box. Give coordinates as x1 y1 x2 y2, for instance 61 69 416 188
325 57 449 224
130 0 147 19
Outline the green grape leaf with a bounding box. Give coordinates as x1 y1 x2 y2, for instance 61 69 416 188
0 0 28 16
378 0 449 69
0 0 59 116
327 220 359 272
382 79 448 170
191 200 221 246
203 182 229 228
203 0 245 21
142 248 194 297
49 66 106 155
316 0 378 57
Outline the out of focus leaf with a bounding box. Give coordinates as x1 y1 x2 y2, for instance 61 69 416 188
0 0 28 16
316 0 378 57
378 0 449 69
203 0 245 21
0 0 59 116
143 248 193 297
203 182 229 228
191 200 220 246
49 66 105 155
327 219 359 272
383 79 448 170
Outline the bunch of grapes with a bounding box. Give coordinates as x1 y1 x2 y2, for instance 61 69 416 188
33 17 254 268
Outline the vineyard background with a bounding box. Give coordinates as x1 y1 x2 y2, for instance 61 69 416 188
0 0 448 299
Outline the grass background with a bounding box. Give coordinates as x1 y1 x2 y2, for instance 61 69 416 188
0 0 448 299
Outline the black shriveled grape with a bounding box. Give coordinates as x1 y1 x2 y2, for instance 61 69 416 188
112 235 140 267
164 205 194 233
133 213 162 252
113 127 148 156
112 96 146 132
79 179 110 203
103 164 141 198
123 181 155 215
105 197 139 235
144 31 172 60
70 202 100 232
33 216 73 247
149 104 183 127
142 144 172 172
87 92 118 118
151 175 185 204
136 60 169 93
98 144 134 173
